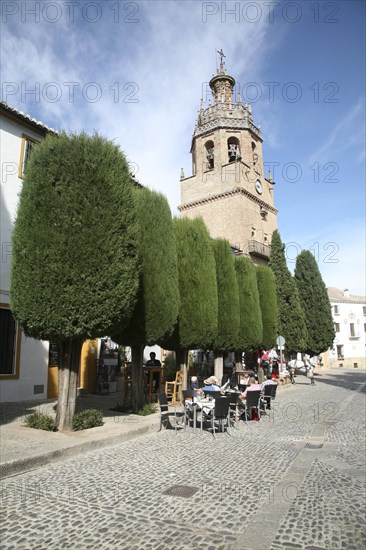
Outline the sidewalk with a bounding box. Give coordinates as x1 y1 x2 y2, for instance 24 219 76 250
0 391 160 479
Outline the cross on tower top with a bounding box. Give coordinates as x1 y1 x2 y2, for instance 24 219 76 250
217 48 226 68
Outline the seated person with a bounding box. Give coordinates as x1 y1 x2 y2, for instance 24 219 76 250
201 376 221 392
190 376 198 391
145 352 161 367
261 374 277 410
240 377 262 401
239 372 251 387
144 352 161 391
261 374 278 390
196 376 221 397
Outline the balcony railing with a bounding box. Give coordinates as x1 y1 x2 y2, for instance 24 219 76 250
248 240 271 259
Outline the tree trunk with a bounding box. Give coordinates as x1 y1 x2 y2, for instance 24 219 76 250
56 337 83 431
176 348 188 390
235 351 242 372
214 351 224 384
131 344 144 412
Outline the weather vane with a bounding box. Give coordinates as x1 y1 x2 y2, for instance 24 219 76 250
217 48 226 65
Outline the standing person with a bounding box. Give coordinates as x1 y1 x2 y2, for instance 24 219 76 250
304 354 316 385
257 350 267 384
287 357 296 384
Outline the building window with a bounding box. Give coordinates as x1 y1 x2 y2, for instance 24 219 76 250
336 345 344 359
363 306 366 315
364 323 366 332
204 140 214 170
227 137 241 163
334 323 340 332
18 134 38 178
333 305 339 315
350 323 356 337
0 305 21 378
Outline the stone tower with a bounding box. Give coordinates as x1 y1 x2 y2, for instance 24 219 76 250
179 56 278 264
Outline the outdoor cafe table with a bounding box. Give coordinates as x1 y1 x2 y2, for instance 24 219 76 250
185 397 215 432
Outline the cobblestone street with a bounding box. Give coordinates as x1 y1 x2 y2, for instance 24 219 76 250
1 368 365 550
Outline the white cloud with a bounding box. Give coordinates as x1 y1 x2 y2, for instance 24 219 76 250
1 2 275 215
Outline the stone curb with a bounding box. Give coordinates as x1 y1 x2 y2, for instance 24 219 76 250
0 416 160 480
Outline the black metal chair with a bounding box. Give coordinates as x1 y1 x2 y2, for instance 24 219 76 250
158 392 178 433
227 392 241 428
182 389 197 430
271 383 278 400
243 390 261 421
261 384 274 412
204 390 222 399
201 396 231 436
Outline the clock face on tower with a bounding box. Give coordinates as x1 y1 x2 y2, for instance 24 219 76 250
255 179 263 194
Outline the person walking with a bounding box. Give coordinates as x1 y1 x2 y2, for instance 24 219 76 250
304 355 315 385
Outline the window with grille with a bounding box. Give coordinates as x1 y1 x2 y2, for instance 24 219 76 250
18 134 38 178
0 306 20 377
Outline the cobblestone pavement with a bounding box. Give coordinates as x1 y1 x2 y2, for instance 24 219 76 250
1 368 365 550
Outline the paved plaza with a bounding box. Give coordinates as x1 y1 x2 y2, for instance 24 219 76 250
0 368 365 550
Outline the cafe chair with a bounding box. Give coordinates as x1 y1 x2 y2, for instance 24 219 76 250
165 370 184 405
261 385 274 412
158 392 179 433
243 390 261 422
204 390 222 399
202 396 231 437
182 389 195 430
271 384 278 401
228 392 242 428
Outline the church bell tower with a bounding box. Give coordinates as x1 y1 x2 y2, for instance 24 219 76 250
179 52 278 264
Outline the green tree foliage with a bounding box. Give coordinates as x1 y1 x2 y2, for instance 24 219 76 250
234 257 263 351
269 230 308 354
256 265 279 349
294 250 335 355
11 132 139 428
112 187 180 411
163 217 218 350
211 239 240 351
115 187 179 345
11 132 139 340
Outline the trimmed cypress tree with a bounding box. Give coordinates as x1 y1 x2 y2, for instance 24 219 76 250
162 217 218 383
11 132 139 429
211 239 240 381
269 230 308 354
256 265 279 349
212 239 240 350
294 250 335 355
235 257 263 352
113 187 179 410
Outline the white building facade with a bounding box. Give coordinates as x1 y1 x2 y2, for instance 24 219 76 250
327 287 366 369
0 101 56 402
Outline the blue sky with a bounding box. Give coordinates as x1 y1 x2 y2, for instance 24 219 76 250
1 0 365 293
